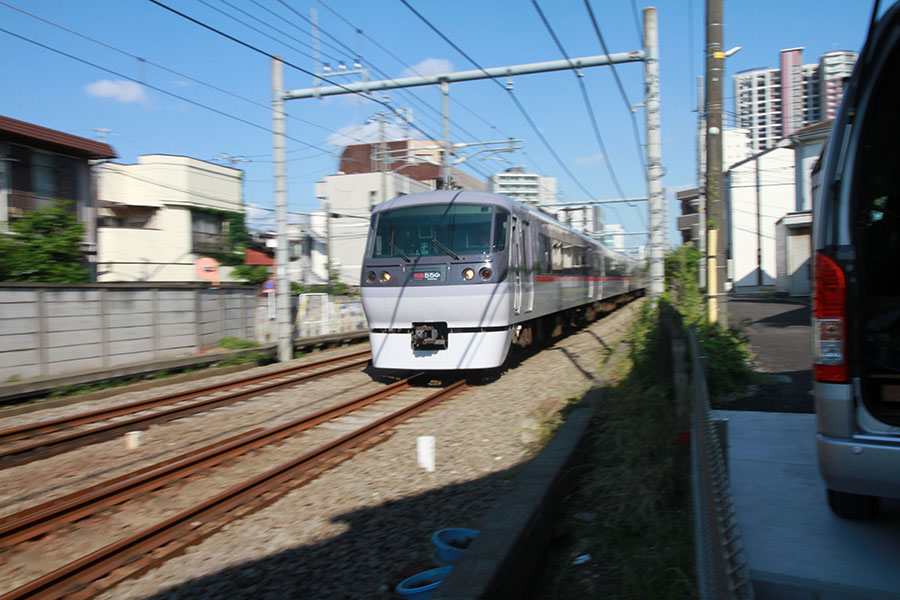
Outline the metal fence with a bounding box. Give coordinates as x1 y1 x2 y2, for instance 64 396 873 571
687 323 754 599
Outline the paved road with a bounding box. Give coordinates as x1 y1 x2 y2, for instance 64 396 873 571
723 296 813 413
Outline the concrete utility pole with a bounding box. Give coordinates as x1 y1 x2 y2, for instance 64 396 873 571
705 0 726 320
441 79 452 188
644 7 664 298
271 57 291 362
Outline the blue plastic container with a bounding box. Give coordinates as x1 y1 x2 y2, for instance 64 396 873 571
395 565 453 600
431 527 480 564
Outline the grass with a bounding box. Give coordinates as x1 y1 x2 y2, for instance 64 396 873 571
531 304 696 599
218 337 262 350
532 245 758 598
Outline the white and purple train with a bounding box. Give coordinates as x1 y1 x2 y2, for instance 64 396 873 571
360 190 645 371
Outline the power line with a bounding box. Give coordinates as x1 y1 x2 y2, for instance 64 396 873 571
315 0 523 147
631 0 644 46
0 25 334 154
243 0 348 65
0 1 379 149
280 0 512 178
531 0 633 229
148 0 443 147
583 0 647 177
195 0 318 64
398 0 600 203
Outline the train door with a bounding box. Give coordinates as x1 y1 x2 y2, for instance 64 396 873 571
512 217 522 314
522 221 534 313
599 249 606 300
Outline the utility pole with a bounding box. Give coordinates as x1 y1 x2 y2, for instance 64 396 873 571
325 197 332 296
644 7 664 298
697 76 707 289
271 57 292 362
441 79 451 188
705 0 726 321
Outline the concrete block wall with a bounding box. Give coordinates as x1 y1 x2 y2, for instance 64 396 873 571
0 284 256 382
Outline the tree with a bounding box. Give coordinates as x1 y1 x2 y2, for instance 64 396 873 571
0 202 89 283
231 264 270 285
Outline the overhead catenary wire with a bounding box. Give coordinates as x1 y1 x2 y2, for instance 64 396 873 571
531 0 635 229
0 1 380 150
147 0 447 148
314 0 541 170
197 0 312 62
397 0 602 204
0 26 338 155
275 0 517 181
583 0 647 178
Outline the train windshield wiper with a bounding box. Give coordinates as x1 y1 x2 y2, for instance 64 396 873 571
431 237 460 260
389 231 411 262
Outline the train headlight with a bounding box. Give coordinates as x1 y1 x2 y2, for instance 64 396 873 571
479 267 492 279
367 271 376 282
380 271 391 282
463 268 475 280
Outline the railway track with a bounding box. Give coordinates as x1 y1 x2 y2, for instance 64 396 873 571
0 377 468 600
0 351 372 469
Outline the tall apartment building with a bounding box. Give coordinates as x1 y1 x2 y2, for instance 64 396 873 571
734 48 856 151
488 167 557 205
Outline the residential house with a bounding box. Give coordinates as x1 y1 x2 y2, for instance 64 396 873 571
726 145 796 291
312 171 431 285
96 154 245 282
0 114 117 276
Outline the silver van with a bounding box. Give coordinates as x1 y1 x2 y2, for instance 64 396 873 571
814 1 900 519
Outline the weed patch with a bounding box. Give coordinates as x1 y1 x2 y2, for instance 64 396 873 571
531 305 694 599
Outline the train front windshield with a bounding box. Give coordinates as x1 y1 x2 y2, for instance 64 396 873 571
370 204 508 259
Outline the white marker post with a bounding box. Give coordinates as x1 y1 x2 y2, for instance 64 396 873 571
417 436 436 472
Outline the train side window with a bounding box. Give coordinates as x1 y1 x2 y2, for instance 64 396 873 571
493 211 509 252
551 240 564 273
538 234 552 274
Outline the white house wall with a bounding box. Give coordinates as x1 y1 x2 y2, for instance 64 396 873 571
794 139 826 211
728 147 796 289
97 155 244 283
314 172 430 286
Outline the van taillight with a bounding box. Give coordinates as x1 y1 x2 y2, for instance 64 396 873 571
814 252 847 382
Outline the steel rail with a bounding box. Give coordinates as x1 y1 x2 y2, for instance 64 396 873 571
0 379 467 600
0 378 412 546
0 355 371 470
0 350 371 443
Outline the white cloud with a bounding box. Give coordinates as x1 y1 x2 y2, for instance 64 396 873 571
84 79 149 105
574 153 605 166
327 121 410 147
399 58 454 79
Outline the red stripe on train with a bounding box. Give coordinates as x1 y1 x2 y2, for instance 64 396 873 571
534 276 633 282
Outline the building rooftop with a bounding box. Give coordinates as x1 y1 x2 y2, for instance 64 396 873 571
0 114 116 159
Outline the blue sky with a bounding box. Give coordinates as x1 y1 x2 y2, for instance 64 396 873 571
0 0 875 249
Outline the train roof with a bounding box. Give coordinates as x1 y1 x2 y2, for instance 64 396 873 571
372 190 519 214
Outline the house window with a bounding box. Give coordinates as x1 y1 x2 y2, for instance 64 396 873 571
6 145 80 216
100 205 157 228
192 211 227 254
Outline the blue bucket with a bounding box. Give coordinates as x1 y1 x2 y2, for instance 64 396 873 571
395 565 453 600
431 527 480 564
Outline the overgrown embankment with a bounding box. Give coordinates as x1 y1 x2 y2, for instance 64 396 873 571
532 245 754 599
